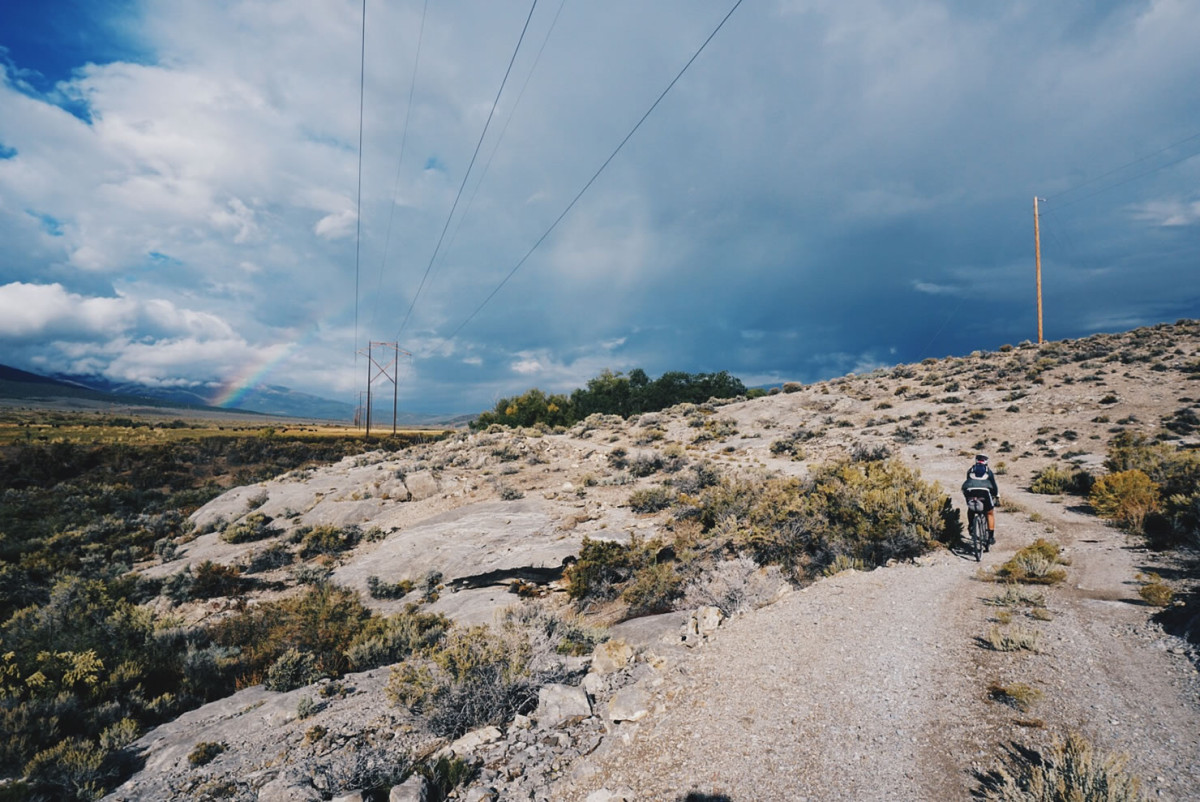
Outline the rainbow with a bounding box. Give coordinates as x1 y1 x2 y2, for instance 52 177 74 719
210 341 301 408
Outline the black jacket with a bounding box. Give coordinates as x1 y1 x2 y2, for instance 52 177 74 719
962 465 999 499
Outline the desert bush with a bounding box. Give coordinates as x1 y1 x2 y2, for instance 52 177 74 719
670 461 721 495
1090 470 1160 532
23 737 112 801
986 625 1042 653
565 538 635 603
344 609 449 671
993 540 1068 585
1030 465 1094 495
627 451 665 477
265 647 324 692
681 557 783 617
385 626 541 739
988 585 1047 609
207 584 375 688
769 427 814 459
366 575 415 599
296 695 318 719
247 542 294 574
1135 573 1174 607
297 524 362 559
191 560 246 599
621 562 683 617
850 442 892 462
187 740 225 766
976 731 1145 801
500 601 607 660
220 512 273 544
497 484 524 501
628 486 675 514
823 554 866 576
988 681 1043 711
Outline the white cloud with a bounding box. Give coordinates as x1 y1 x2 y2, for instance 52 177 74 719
511 356 543 375
913 281 961 296
0 282 132 338
314 209 356 240
1132 198 1200 227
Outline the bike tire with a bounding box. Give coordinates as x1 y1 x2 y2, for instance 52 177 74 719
972 513 985 562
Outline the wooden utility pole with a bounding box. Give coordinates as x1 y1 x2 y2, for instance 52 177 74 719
1034 196 1044 345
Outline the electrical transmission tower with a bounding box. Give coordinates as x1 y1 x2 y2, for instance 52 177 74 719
359 342 411 437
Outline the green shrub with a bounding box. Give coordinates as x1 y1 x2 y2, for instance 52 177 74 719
1090 470 1160 532
410 755 478 802
344 609 449 671
628 486 675 514
297 525 361 559
220 513 273 544
187 740 225 767
191 560 246 599
367 575 415 599
1136 573 1173 607
207 584 375 688
23 737 111 801
993 540 1068 585
976 731 1145 801
621 562 683 617
265 648 324 692
985 625 1042 653
565 538 634 602
247 543 294 574
385 626 539 739
1030 464 1094 495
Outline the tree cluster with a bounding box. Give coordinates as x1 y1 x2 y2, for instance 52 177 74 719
471 368 753 430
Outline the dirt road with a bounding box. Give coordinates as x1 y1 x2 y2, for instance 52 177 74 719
558 457 1200 800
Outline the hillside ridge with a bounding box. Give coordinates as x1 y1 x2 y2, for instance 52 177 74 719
54 321 1200 800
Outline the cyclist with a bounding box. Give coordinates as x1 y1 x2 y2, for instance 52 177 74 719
962 454 1000 545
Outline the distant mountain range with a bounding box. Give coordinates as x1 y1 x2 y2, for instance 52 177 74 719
0 363 467 423
52 373 358 421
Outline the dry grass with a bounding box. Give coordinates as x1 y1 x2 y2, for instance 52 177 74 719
977 731 1146 801
986 625 1042 653
988 681 1043 712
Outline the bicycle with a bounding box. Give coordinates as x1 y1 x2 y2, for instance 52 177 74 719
966 494 990 562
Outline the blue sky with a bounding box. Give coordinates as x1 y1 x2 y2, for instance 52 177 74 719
1 1 1198 414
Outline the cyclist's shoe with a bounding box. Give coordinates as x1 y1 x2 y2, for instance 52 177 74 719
988 530 995 545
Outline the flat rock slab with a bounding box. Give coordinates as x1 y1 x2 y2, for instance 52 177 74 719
332 499 577 596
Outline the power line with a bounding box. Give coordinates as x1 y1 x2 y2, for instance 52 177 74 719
1046 130 1200 201
395 0 540 340
353 0 367 362
447 0 746 341
369 0 429 335
1053 144 1200 211
444 0 569 261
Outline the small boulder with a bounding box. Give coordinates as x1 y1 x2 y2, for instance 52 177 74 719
682 605 723 647
436 725 503 759
404 471 440 501
258 778 321 802
590 639 633 674
607 685 652 723
389 774 428 802
535 683 592 728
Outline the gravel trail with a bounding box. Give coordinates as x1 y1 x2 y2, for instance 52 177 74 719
558 462 1200 801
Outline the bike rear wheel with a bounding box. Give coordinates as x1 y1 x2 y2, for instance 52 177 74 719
971 512 985 562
